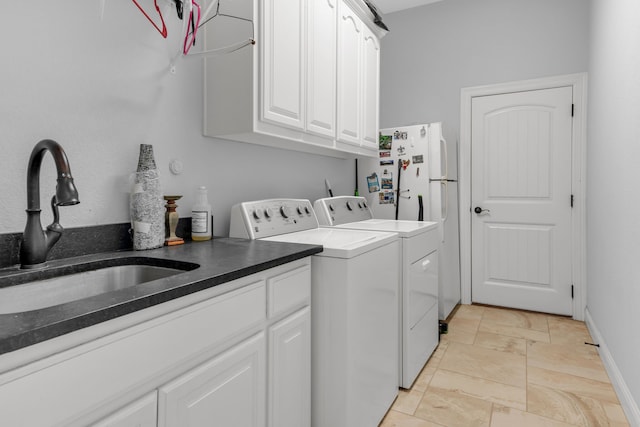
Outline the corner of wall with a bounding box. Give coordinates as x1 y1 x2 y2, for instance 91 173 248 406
585 308 640 427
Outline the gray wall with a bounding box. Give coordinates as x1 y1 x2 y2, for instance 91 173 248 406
587 0 640 416
379 0 590 146
0 1 352 237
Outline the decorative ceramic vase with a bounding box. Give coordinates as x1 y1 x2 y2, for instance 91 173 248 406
130 144 165 250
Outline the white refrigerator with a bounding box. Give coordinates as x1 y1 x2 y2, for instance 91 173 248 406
358 122 461 320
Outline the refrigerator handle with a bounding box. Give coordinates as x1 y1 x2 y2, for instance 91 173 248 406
442 181 449 222
441 136 449 180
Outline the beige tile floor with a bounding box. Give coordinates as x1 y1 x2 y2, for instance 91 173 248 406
380 304 630 427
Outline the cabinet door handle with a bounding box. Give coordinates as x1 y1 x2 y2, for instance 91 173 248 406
421 259 431 271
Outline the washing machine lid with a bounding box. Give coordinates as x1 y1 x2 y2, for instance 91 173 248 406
260 227 398 258
331 219 438 238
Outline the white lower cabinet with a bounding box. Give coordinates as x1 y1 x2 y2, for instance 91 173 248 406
159 333 266 427
0 258 311 427
268 307 311 427
91 392 158 427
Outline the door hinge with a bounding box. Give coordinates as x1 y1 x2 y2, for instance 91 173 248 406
571 194 574 208
571 104 575 117
571 284 574 299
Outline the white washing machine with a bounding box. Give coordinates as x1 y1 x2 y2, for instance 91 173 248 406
314 196 439 389
229 199 400 427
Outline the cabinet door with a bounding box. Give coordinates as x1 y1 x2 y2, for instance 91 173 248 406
91 393 158 427
268 307 311 427
336 0 362 146
262 0 305 130
158 333 266 427
307 0 337 139
361 24 380 150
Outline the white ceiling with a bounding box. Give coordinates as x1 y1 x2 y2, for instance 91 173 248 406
373 0 443 15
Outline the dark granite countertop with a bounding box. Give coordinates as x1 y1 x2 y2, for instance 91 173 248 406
0 238 322 356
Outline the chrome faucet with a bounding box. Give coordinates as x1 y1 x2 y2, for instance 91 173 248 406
20 139 80 269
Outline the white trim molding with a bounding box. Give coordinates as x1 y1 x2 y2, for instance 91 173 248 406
585 309 640 426
459 73 587 320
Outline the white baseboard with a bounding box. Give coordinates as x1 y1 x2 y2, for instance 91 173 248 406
585 308 640 427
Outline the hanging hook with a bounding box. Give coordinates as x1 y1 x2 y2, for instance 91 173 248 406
183 0 202 54
174 0 184 19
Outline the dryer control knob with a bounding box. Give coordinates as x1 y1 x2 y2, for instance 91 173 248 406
362 200 368 208
304 206 311 214
296 205 304 215
280 206 292 218
253 209 263 220
346 201 354 211
329 204 335 212
264 208 273 219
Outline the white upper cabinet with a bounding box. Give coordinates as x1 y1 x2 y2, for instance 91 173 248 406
262 0 305 130
337 1 363 147
337 0 380 152
203 0 386 158
362 24 380 150
306 0 337 139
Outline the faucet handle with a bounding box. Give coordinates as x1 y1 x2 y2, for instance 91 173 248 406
47 196 64 234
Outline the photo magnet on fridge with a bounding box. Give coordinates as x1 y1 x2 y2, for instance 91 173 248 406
367 173 380 193
379 191 395 205
380 159 394 166
379 151 391 158
412 154 424 164
381 170 393 189
393 130 408 140
379 134 392 150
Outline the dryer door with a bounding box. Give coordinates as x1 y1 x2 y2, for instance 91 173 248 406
407 251 438 328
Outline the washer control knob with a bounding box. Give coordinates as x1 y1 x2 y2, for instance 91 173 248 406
329 204 335 212
253 209 263 220
264 207 273 219
346 201 354 211
280 206 292 218
362 200 368 208
357 202 363 209
296 205 304 215
304 206 311 214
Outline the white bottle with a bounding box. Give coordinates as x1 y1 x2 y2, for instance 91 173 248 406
191 186 212 241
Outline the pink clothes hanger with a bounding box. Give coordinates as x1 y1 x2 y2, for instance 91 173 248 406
183 0 201 54
132 0 168 38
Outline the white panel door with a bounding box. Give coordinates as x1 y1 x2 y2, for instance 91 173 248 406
471 87 573 315
261 0 305 130
307 0 336 138
361 24 380 150
158 333 266 427
336 0 362 146
268 307 311 427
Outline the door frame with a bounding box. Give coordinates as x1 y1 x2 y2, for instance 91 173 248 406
459 73 587 320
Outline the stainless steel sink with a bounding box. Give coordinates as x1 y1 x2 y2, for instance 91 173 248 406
0 258 199 314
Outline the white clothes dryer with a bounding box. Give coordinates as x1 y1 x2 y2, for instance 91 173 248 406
314 196 439 389
229 199 399 427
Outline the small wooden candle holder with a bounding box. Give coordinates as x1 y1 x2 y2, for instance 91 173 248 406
164 195 185 246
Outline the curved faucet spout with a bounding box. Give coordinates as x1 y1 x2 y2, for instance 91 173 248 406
20 139 80 269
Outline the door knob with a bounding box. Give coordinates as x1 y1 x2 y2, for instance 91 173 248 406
474 207 490 214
